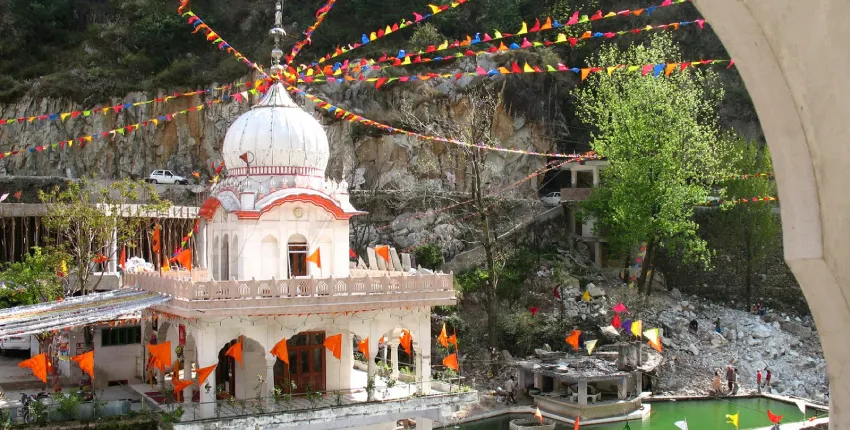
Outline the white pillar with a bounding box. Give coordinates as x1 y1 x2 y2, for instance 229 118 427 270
416 311 432 394
592 167 600 187
367 324 382 382
571 170 577 188
618 376 628 400
198 219 207 269
417 418 434 430
578 380 588 405
266 357 276 397
194 327 218 418
390 342 400 379
594 242 603 266
110 226 118 272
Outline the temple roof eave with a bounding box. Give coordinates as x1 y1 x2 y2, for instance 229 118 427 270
199 189 365 221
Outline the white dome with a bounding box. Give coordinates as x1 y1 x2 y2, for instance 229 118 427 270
222 82 329 176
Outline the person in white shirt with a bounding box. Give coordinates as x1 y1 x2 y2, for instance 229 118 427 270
505 375 517 404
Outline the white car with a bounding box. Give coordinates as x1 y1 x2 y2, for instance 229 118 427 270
540 191 561 206
146 170 189 185
0 336 31 351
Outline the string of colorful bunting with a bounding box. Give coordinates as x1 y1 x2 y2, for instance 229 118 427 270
0 83 256 127
298 0 470 71
0 88 260 161
285 0 338 64
180 9 268 77
299 59 734 87
300 17 704 78
285 84 588 158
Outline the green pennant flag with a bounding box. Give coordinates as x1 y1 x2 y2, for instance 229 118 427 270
623 423 631 430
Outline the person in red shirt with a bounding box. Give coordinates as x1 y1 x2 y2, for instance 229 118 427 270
757 370 763 393
765 368 772 392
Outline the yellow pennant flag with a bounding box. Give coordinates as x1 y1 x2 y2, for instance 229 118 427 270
582 290 591 302
607 66 617 76
438 40 448 50
631 320 643 337
517 21 528 35
523 63 534 73
556 33 567 43
585 339 597 355
725 412 739 429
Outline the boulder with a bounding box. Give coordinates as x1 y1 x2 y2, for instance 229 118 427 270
688 344 700 356
782 321 813 340
671 288 683 299
586 283 605 298
711 332 729 346
751 326 772 339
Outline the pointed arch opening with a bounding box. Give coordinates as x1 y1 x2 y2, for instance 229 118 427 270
287 234 308 279
261 235 280 279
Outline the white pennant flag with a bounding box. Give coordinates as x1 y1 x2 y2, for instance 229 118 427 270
601 325 620 337
796 399 807 414
674 420 689 430
0 193 7 203
585 339 598 355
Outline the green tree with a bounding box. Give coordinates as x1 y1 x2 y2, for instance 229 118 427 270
706 139 779 309
39 179 170 297
575 34 730 294
0 247 65 309
414 243 444 269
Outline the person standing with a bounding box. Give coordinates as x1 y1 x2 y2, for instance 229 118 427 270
726 365 735 393
732 368 739 395
505 375 517 405
765 368 772 392
757 369 763 393
712 370 722 395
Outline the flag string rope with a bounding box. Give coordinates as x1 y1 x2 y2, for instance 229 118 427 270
300 16 702 78
299 0 470 71
0 82 256 127
286 83 592 158
285 0 338 65
179 8 268 78
299 59 733 87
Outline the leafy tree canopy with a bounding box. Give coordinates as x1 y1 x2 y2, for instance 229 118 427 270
0 247 66 308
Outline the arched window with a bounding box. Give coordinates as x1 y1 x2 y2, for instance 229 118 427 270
212 236 220 280
221 234 230 281
261 235 280 279
287 234 308 278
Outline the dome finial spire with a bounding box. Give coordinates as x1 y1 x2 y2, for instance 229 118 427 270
269 0 286 75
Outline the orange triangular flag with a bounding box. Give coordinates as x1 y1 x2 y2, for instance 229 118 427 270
400 329 412 355
574 416 580 430
324 333 343 360
147 341 171 372
19 353 49 383
448 332 457 347
375 245 390 262
162 256 171 272
306 248 321 269
566 329 582 351
443 353 459 371
534 407 544 423
71 350 94 379
173 249 192 271
172 379 193 397
119 246 126 269
225 338 243 368
357 337 370 360
195 364 217 388
151 225 161 254
438 323 449 348
580 68 591 81
270 338 289 364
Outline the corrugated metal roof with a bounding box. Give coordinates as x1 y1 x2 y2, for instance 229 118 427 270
0 289 169 337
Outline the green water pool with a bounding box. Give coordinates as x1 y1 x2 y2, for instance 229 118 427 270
453 398 826 430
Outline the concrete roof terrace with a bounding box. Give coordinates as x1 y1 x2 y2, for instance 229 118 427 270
125 269 456 318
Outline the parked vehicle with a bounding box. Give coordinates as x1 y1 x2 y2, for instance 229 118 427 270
19 392 49 423
0 336 31 351
146 170 189 185
540 191 562 206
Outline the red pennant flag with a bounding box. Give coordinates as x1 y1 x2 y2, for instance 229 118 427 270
530 19 541 32
530 307 539 316
767 410 783 424
239 152 250 163
567 11 579 25
590 10 603 20
553 286 562 300
13 190 22 201
511 63 522 73
119 246 126 269
349 248 357 259
375 77 388 89
612 313 622 329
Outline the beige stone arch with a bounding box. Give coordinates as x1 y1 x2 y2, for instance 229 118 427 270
691 1 849 425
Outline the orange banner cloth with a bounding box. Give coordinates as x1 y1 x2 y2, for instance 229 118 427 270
270 338 290 364
306 248 322 269
443 353 459 372
448 330 458 347
172 379 193 401
566 330 582 351
324 333 343 360
19 353 49 383
119 246 126 269
173 249 192 271
357 337 370 360
400 329 412 355
71 350 94 379
162 256 171 272
147 341 171 372
152 225 161 254
574 416 580 430
195 364 217 388
376 245 390 262
438 323 448 348
225 339 243 368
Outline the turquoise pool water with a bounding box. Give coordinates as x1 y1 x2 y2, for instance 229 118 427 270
453 398 825 429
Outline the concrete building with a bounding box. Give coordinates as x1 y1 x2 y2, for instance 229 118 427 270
559 160 608 266
125 78 466 428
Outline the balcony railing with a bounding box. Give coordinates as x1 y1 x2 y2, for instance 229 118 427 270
125 271 456 314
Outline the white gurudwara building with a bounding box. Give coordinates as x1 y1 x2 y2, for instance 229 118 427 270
126 53 468 428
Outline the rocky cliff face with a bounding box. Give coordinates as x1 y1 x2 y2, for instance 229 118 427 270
0 69 557 200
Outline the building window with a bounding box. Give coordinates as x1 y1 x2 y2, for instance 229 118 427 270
288 242 307 278
101 326 141 347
